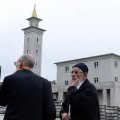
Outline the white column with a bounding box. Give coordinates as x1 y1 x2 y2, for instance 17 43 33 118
58 91 63 102
103 89 107 105
110 88 115 106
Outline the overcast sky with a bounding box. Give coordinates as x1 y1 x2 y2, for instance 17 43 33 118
0 0 120 81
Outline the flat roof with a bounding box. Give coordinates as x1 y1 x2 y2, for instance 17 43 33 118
55 53 120 64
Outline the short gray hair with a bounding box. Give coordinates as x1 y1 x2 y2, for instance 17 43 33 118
19 54 35 68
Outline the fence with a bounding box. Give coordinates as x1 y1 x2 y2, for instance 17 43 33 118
55 102 120 120
1 103 120 120
100 105 120 120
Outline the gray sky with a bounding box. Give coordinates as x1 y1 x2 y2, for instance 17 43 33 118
0 0 120 81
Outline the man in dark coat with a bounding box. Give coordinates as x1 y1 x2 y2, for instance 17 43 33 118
60 63 100 120
0 54 56 120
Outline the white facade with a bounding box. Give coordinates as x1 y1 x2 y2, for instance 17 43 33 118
22 8 45 76
52 53 120 107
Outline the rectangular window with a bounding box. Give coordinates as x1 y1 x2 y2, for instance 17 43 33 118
65 80 68 85
114 61 118 67
37 38 39 43
27 38 29 43
115 77 118 81
94 78 96 83
94 61 99 68
26 49 29 54
35 61 38 67
94 77 99 83
65 66 69 73
36 50 38 54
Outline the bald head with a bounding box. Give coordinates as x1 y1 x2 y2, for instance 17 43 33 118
18 54 35 69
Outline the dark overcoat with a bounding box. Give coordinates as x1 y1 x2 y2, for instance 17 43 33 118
0 69 56 120
60 79 100 120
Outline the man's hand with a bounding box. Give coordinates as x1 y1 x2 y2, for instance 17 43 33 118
62 113 71 120
70 79 80 87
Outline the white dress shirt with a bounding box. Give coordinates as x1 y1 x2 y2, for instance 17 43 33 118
76 80 84 89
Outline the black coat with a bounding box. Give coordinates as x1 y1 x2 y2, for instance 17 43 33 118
0 69 56 120
60 79 100 120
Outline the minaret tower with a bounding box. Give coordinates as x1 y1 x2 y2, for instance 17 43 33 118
22 5 45 75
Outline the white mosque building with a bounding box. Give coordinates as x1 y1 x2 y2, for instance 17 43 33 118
22 6 45 76
52 53 120 107
1 5 120 120
16 6 120 107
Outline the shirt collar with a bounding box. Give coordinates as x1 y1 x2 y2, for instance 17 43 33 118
76 80 84 89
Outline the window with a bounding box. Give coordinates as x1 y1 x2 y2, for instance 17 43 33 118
65 80 68 85
35 61 38 67
115 77 118 81
94 77 99 83
26 49 29 54
65 66 69 72
36 50 38 54
114 61 118 67
37 38 38 43
94 61 99 68
27 38 29 43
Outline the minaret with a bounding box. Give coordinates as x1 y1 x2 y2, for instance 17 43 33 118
22 5 46 75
